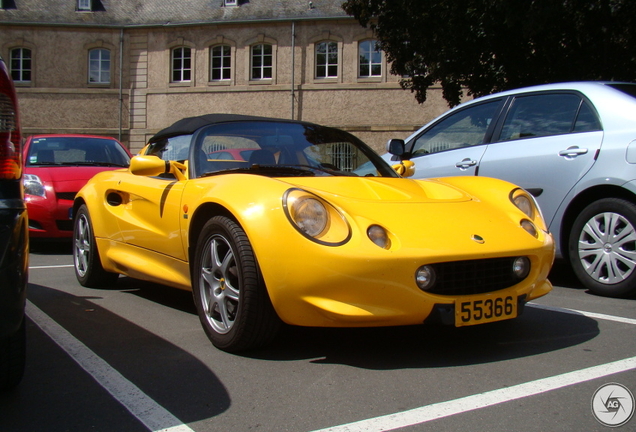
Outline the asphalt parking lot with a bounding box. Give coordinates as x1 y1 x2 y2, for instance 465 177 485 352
1 242 635 432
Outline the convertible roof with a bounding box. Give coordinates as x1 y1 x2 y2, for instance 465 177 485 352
149 114 313 143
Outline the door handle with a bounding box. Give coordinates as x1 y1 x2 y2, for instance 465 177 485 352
558 146 588 158
455 158 477 169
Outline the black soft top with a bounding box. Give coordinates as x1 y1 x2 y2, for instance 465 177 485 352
149 114 315 143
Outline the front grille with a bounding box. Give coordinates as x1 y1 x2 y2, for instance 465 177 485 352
426 257 528 296
57 192 77 201
56 220 73 231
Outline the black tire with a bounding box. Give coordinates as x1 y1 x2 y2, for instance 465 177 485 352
568 198 636 298
0 318 25 392
192 216 280 352
73 204 119 288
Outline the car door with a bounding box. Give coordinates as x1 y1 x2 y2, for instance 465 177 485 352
478 92 603 227
113 174 187 261
405 99 504 178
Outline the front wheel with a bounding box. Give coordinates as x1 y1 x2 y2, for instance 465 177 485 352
568 198 636 298
73 204 119 288
192 216 280 352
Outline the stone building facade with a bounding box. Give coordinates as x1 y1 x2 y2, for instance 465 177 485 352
1 0 450 153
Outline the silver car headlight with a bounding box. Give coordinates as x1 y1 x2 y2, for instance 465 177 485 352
23 174 46 197
283 188 351 245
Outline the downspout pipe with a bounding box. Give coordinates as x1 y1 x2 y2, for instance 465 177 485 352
291 21 295 120
118 27 123 143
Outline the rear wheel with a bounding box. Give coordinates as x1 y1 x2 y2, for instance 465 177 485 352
192 216 280 352
568 198 636 298
73 204 119 288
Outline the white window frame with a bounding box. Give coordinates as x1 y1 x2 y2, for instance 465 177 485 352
358 39 382 78
78 0 92 11
315 41 338 79
250 43 273 81
224 0 237 5
210 45 231 81
88 48 110 84
10 48 31 83
171 46 192 83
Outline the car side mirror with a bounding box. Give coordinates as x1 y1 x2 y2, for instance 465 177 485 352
391 160 416 178
130 155 169 176
386 139 406 157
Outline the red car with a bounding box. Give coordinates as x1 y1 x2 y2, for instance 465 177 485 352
23 134 131 239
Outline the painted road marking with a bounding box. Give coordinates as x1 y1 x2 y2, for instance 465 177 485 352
30 264 74 269
26 301 194 432
310 356 636 432
528 302 636 326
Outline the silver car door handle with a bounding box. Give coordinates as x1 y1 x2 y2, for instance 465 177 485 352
559 147 588 157
455 159 477 169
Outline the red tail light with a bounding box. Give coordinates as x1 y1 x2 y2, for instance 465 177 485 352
0 59 21 180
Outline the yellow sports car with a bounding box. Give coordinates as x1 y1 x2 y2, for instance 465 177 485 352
73 114 554 352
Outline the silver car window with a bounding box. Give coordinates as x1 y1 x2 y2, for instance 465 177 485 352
498 94 588 141
410 100 500 157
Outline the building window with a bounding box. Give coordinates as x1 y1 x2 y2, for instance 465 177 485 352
88 48 110 84
251 44 272 80
210 45 231 81
10 48 31 83
77 0 91 11
224 0 237 5
172 47 192 82
315 41 338 79
359 40 382 77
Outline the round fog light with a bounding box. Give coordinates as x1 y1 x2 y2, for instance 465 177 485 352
512 257 530 279
416 265 436 291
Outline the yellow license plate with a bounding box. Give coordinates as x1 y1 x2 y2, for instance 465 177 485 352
455 293 517 327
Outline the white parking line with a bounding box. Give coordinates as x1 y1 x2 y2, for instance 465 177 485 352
26 301 194 432
311 356 636 432
311 303 636 432
30 264 74 269
528 302 636 326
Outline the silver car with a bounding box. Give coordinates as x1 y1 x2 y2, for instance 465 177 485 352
385 82 636 298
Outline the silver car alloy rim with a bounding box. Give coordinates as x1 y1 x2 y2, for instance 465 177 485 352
200 234 240 334
74 214 91 278
577 211 636 284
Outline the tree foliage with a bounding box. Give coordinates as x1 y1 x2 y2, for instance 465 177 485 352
342 0 636 107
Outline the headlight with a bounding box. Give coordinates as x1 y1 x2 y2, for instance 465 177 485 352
283 189 351 245
367 225 391 249
23 174 46 197
511 189 535 219
510 188 547 235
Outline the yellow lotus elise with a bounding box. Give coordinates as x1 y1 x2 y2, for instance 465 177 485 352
72 114 554 352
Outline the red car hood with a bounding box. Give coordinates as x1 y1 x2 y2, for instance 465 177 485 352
25 166 123 192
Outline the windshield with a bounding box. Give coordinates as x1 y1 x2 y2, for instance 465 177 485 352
147 121 398 179
26 136 130 167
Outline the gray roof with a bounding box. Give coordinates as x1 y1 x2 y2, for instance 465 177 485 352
1 0 350 27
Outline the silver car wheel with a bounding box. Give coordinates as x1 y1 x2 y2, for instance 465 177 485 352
577 211 636 284
199 234 240 335
74 212 91 278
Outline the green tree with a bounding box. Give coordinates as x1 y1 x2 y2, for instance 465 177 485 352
343 0 636 107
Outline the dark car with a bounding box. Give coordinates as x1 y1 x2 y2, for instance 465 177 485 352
0 55 27 390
